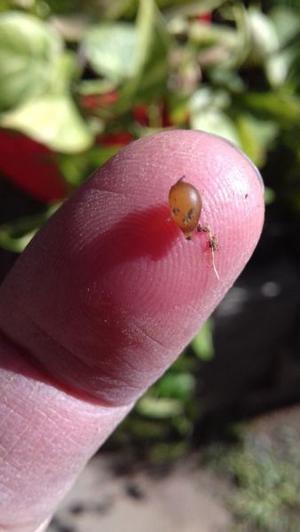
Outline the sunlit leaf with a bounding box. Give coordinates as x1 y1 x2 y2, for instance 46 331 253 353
270 7 300 89
235 114 278 167
77 79 115 95
82 0 169 111
266 53 291 87
246 7 279 64
101 0 137 19
239 92 300 125
0 11 63 111
0 229 35 252
192 108 239 145
270 6 300 46
123 0 169 101
137 397 183 418
154 373 195 400
1 95 93 153
83 23 137 83
190 87 239 144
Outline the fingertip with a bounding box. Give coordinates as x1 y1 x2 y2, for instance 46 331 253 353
0 130 264 405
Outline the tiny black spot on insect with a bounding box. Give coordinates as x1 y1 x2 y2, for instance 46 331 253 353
187 207 194 220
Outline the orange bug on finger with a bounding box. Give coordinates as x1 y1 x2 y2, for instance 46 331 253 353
168 176 219 280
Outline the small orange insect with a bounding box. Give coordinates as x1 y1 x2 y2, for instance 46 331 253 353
168 176 219 279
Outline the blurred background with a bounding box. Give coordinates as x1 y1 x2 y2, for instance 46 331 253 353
0 0 300 530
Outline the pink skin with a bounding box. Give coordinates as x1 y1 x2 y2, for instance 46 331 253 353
0 130 264 531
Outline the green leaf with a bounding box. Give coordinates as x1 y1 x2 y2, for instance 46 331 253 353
246 7 279 64
264 187 275 205
133 0 162 76
83 0 169 112
0 229 35 253
100 0 138 19
58 145 120 186
235 114 278 167
188 5 249 69
239 91 300 125
49 50 79 94
0 206 58 252
154 373 195 400
269 7 300 88
270 6 300 47
192 108 239 145
164 0 226 18
136 0 169 91
1 95 93 153
83 23 137 84
190 88 239 145
77 79 115 96
191 320 214 361
137 397 183 418
0 11 63 111
266 52 291 87
118 0 170 107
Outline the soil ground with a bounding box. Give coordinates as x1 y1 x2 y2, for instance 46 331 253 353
49 456 231 532
48 406 300 532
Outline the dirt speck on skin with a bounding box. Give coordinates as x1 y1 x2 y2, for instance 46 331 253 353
48 456 231 532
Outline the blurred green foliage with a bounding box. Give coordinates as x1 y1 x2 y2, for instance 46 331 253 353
109 338 205 461
0 0 299 248
205 425 300 531
0 0 299 171
0 0 300 470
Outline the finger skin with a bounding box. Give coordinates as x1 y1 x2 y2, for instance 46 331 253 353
0 131 264 530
